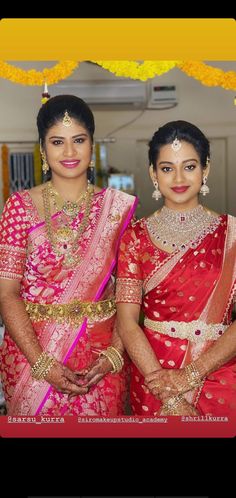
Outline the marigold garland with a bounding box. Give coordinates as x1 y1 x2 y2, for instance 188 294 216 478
178 61 236 91
0 61 79 85
92 60 180 81
0 60 236 91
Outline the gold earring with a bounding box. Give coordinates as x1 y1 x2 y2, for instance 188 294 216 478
40 142 49 174
89 160 95 168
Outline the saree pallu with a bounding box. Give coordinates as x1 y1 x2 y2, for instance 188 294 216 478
116 215 236 416
0 187 137 415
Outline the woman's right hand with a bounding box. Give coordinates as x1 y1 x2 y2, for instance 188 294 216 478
45 361 89 396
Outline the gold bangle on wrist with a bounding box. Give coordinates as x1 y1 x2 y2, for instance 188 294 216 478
99 346 124 373
162 393 184 415
184 362 202 389
31 351 56 380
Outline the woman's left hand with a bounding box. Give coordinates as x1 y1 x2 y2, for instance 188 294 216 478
145 368 190 402
75 355 113 390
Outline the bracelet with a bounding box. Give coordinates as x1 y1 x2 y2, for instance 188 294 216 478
99 346 124 373
162 393 184 415
194 379 205 407
31 352 56 380
184 362 202 389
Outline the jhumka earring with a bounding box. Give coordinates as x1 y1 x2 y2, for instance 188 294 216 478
200 176 210 196
62 110 72 127
40 141 49 174
152 180 162 200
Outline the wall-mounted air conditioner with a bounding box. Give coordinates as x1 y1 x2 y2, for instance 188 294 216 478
50 80 148 110
147 84 178 109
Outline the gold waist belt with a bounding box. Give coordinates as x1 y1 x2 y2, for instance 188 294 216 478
144 317 228 343
25 298 116 325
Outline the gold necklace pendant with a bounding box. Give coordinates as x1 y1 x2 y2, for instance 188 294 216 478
62 200 80 218
42 181 95 268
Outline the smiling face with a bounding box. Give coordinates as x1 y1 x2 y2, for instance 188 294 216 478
43 118 93 181
150 140 209 210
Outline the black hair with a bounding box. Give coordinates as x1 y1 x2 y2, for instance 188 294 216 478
148 120 210 169
37 94 95 145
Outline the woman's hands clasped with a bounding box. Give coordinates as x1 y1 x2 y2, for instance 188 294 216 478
145 367 190 402
74 355 113 390
45 361 89 396
145 368 200 416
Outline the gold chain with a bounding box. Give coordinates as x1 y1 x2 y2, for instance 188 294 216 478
42 181 94 267
48 180 91 218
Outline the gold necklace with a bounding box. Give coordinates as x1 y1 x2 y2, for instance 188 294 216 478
42 181 94 267
48 180 90 218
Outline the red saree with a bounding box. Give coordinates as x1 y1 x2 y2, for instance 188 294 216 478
116 214 236 416
0 187 137 415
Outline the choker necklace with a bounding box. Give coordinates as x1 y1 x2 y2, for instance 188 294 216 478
42 181 94 267
146 204 220 251
48 181 92 218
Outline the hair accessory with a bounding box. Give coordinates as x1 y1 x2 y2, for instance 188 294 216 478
62 110 72 127
41 82 50 105
171 137 182 152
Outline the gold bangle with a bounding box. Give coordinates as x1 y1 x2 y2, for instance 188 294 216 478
99 346 124 373
162 393 184 415
184 362 202 389
31 352 55 380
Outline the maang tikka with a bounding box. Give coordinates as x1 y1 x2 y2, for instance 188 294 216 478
62 110 72 127
171 137 182 152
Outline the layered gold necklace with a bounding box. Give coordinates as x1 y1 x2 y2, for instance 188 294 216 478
42 180 94 267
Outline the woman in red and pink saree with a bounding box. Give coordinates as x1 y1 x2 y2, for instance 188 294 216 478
0 95 137 416
116 120 236 416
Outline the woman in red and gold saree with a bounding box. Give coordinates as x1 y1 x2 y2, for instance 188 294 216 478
0 95 137 416
116 120 236 416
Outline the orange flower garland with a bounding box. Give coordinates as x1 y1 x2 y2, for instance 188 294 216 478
178 61 236 90
0 60 236 90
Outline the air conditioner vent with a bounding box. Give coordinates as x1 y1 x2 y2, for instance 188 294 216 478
51 80 147 110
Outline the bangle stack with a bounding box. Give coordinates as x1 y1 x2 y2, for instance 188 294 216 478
184 362 202 389
162 393 184 415
31 352 55 380
99 346 124 373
